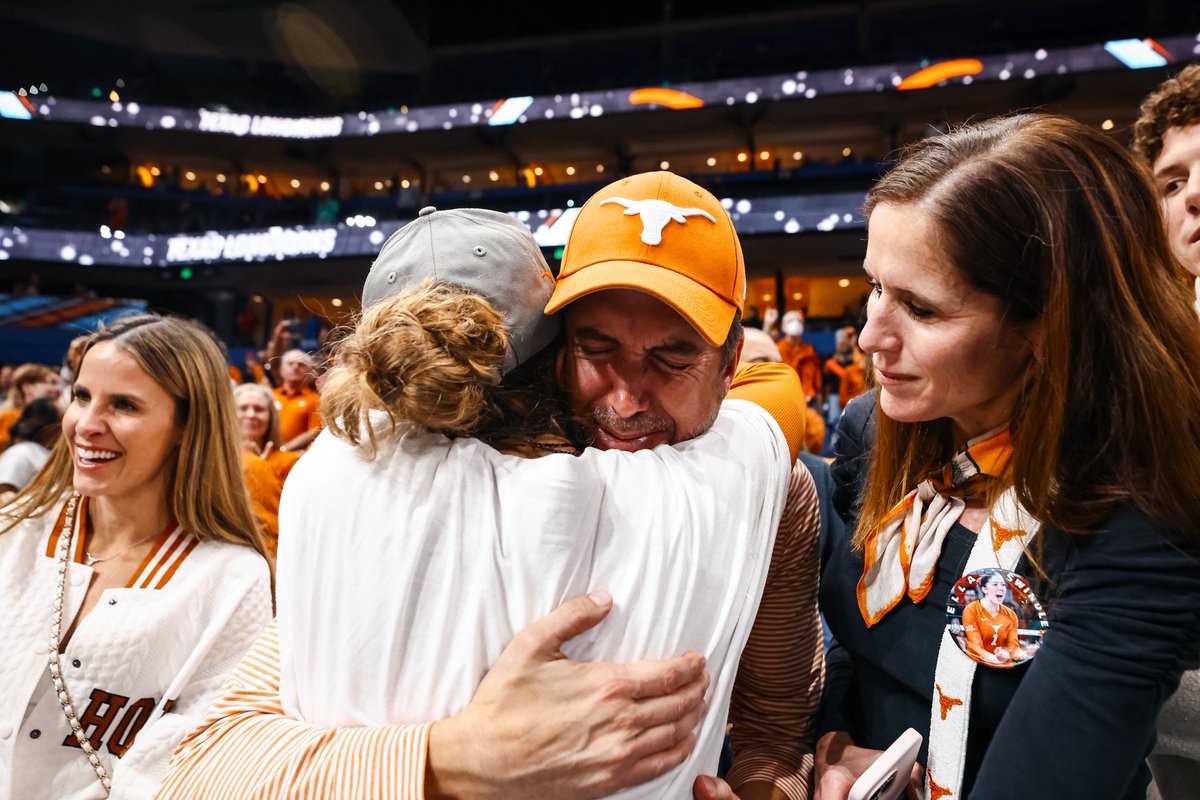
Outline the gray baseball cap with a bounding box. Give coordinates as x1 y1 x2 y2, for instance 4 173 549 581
361 206 561 375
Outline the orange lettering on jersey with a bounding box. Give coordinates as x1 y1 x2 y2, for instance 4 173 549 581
62 689 128 750
106 697 155 757
936 683 963 720
929 772 953 800
991 521 1026 550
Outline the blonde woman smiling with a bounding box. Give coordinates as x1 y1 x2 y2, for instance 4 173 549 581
0 315 272 799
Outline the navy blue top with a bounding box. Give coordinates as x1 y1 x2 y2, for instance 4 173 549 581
821 396 1200 799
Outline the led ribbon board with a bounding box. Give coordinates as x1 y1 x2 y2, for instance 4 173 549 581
4 33 1195 138
0 190 867 267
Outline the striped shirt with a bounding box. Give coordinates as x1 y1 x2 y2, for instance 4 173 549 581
156 467 822 800
726 462 824 799
156 363 821 799
154 621 431 800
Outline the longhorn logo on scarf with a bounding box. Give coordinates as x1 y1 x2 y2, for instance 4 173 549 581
857 427 1013 626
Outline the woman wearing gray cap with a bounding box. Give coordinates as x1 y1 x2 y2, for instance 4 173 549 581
158 203 808 799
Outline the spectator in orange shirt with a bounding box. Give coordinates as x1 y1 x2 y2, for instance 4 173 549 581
824 325 867 408
272 349 321 451
743 328 825 455
235 383 302 483
776 311 823 402
240 448 282 557
235 383 300 555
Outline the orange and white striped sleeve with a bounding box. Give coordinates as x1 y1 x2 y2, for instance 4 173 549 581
725 462 824 800
154 620 432 800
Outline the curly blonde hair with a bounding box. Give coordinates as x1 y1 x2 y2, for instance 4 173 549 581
322 281 582 459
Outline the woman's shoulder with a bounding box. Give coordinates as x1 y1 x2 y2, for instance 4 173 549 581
838 389 878 443
1038 501 1200 597
0 512 48 550
0 496 64 537
189 534 272 581
1057 501 1198 555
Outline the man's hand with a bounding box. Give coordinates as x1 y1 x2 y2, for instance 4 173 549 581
427 590 709 800
694 775 742 799
814 731 924 800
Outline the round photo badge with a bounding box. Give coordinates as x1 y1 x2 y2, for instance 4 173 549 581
945 568 1048 669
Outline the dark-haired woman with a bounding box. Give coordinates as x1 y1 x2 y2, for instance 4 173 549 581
817 114 1200 800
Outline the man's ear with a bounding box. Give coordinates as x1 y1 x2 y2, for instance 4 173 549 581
721 336 744 394
555 339 567 385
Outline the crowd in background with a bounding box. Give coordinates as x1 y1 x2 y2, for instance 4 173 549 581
0 156 877 236
0 62 1198 800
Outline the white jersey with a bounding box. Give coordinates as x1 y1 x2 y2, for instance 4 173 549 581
0 499 272 800
277 398 791 799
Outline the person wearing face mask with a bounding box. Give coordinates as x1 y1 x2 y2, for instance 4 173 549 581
775 318 826 455
776 311 823 405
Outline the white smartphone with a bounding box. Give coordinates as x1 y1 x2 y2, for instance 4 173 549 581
847 728 923 800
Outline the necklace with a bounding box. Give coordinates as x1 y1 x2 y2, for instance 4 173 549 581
48 492 112 795
84 529 161 566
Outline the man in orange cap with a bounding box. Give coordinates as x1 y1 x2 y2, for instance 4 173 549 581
547 171 823 800
158 175 820 800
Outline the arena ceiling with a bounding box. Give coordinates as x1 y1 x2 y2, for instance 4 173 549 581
1 0 1197 115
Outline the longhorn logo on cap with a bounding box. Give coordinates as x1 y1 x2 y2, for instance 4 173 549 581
600 197 716 246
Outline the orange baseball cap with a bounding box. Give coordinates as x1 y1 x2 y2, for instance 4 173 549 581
544 171 745 346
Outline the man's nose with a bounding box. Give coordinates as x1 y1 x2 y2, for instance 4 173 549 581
604 368 651 417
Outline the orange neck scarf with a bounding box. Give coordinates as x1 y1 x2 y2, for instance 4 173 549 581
857 426 1013 626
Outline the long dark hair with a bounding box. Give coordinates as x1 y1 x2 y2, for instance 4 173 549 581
856 114 1200 547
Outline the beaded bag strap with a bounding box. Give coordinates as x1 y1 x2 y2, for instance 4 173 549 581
47 492 112 795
